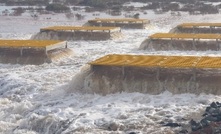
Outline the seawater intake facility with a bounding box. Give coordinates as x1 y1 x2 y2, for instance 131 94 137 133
32 26 121 41
139 33 221 51
73 54 221 95
0 40 71 64
170 23 221 33
87 18 150 29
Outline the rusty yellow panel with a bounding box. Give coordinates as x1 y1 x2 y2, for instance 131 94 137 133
196 57 221 68
173 34 196 39
90 54 166 67
149 33 221 39
0 40 62 48
178 23 207 27
149 33 176 39
41 26 118 31
90 55 128 66
129 55 165 67
194 34 221 39
90 55 221 69
161 56 199 68
149 33 195 39
178 23 221 27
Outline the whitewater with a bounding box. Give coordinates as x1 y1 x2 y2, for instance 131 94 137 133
1 8 221 134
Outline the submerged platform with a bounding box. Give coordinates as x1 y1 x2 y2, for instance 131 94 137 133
32 26 121 41
71 54 221 95
87 18 150 29
139 33 221 51
0 40 71 64
170 23 221 34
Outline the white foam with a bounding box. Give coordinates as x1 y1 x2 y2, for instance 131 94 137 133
1 8 221 133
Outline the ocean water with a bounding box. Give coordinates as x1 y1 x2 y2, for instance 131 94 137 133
1 9 221 134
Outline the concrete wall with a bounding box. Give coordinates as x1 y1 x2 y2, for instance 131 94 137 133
70 65 221 95
0 48 72 65
32 31 116 41
139 38 221 51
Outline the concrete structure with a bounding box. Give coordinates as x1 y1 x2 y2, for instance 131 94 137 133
0 40 71 64
140 33 221 51
170 23 221 34
72 54 221 95
87 18 150 29
32 26 121 41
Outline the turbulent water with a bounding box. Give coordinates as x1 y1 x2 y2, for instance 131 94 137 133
1 9 221 134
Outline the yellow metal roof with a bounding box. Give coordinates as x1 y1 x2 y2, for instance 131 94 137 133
41 26 119 31
196 57 221 68
160 56 199 68
0 40 62 48
178 23 221 27
149 33 221 39
90 54 221 69
88 18 148 22
90 55 164 67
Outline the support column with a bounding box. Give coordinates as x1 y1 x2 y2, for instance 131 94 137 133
20 48 23 56
65 42 68 48
192 68 197 91
45 48 48 55
193 26 196 33
217 39 220 51
122 66 125 79
156 67 160 80
192 38 196 50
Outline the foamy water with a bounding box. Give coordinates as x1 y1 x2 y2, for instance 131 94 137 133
1 9 221 133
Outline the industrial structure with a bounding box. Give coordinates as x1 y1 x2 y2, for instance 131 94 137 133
170 23 221 33
32 26 121 41
73 54 221 95
0 40 71 64
87 18 150 29
140 33 221 51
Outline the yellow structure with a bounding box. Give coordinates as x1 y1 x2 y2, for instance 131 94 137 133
87 18 150 29
170 23 221 34
0 40 67 54
78 54 221 95
149 33 221 40
88 18 149 23
0 40 64 48
0 40 70 65
40 26 120 33
178 23 221 28
90 54 221 69
139 33 221 51
33 26 121 41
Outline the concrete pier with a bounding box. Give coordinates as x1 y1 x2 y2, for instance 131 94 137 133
170 23 221 34
140 33 221 51
87 18 150 29
0 40 71 64
32 26 121 41
72 54 221 95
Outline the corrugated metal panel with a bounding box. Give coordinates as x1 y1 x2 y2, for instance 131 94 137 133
90 55 165 67
161 56 199 68
90 54 221 69
196 57 221 68
178 23 221 27
0 40 62 48
149 33 221 39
